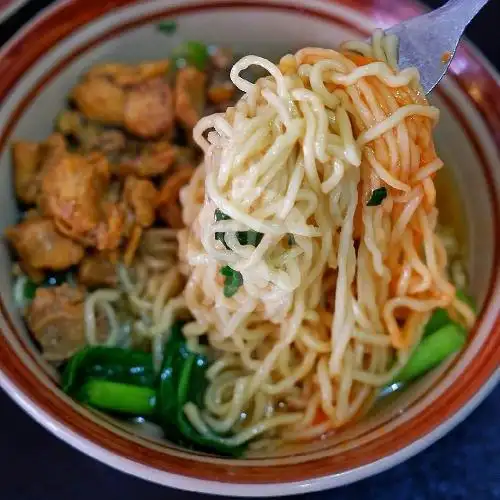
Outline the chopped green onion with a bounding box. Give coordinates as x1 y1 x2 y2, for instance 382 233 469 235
214 209 264 249
367 187 388 206
394 323 466 384
220 266 243 298
77 379 156 416
157 20 177 35
172 41 210 71
24 280 37 300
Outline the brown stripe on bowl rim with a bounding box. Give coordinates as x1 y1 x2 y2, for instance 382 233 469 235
0 0 498 485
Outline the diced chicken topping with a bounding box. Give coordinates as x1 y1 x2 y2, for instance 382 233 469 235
123 176 158 228
78 254 117 288
72 77 126 125
175 67 207 130
124 78 174 138
6 217 84 270
27 284 87 361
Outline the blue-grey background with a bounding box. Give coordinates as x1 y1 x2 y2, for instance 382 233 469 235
0 0 498 498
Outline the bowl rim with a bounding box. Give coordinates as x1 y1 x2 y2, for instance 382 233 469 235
0 0 498 496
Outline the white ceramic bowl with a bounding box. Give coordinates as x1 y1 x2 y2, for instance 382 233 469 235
0 0 498 496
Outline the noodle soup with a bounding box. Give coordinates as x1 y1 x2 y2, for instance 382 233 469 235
4 30 476 457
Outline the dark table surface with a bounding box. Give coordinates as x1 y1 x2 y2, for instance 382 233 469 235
0 1 499 499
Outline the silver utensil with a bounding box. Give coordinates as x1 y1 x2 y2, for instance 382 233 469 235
385 0 489 94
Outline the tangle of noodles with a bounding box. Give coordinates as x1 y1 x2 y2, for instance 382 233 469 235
170 30 477 450
84 228 189 370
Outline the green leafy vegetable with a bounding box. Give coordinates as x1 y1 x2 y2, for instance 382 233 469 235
422 308 451 337
220 265 243 298
393 323 466 384
172 41 210 71
23 279 38 301
63 322 246 456
62 346 155 395
157 322 245 456
383 289 475 393
367 187 388 206
157 20 177 35
214 209 264 249
423 289 476 337
78 380 156 416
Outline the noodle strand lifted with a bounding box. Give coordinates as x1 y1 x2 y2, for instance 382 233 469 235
176 31 475 449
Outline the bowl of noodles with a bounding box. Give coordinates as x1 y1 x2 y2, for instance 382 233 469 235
0 0 498 496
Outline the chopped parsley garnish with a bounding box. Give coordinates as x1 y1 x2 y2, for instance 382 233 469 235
367 187 388 206
214 209 264 249
220 266 243 298
157 20 178 35
171 41 210 71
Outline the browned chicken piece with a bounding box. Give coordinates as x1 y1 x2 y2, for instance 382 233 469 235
57 110 127 157
12 134 67 205
119 141 176 177
78 254 117 288
157 166 195 228
12 141 42 204
20 263 46 284
173 146 198 166
27 284 87 362
96 130 127 156
56 110 84 136
40 133 67 169
6 217 84 270
123 225 143 267
93 202 125 251
38 151 112 245
210 47 233 70
207 81 235 105
175 67 207 130
123 176 158 228
123 78 174 138
87 60 170 87
72 76 126 125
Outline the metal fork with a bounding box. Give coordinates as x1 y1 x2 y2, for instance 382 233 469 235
385 0 489 94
